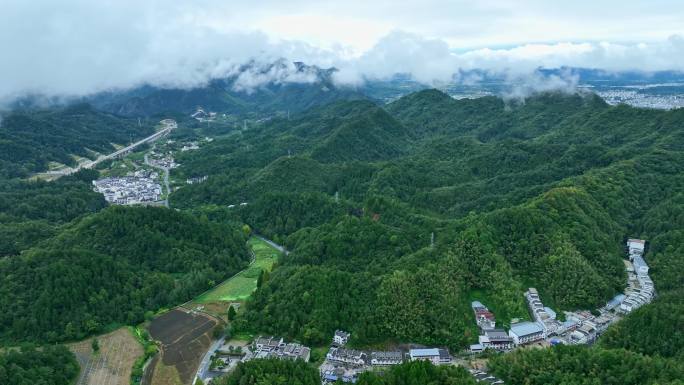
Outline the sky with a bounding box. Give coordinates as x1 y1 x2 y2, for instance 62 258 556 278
1 0 684 100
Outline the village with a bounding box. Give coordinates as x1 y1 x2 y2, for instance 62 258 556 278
92 170 162 205
91 127 217 204
470 238 653 354
194 238 654 385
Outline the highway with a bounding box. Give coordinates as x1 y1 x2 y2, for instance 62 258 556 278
51 119 176 176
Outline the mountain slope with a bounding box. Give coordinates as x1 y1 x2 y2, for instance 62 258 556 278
0 103 154 177
0 206 249 342
92 62 367 117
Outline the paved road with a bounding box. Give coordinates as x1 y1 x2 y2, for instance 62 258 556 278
194 336 226 384
144 152 170 208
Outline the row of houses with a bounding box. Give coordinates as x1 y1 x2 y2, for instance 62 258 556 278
252 336 311 362
321 330 451 384
619 239 654 313
325 346 451 367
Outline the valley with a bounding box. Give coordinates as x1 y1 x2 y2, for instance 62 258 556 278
1 86 682 385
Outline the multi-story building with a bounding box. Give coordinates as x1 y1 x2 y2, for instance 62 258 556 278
509 321 545 345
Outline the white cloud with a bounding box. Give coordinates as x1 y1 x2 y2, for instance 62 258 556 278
1 0 683 101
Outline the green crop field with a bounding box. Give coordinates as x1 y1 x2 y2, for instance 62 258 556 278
195 237 281 303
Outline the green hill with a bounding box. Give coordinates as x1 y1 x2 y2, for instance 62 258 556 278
0 104 154 177
0 206 249 342
169 89 684 351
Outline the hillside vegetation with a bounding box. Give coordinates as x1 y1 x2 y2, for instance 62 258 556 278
171 90 684 351
0 345 79 385
0 206 250 342
0 104 154 177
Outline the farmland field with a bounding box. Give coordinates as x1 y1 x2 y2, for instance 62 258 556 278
145 309 218 385
68 328 144 385
194 237 281 303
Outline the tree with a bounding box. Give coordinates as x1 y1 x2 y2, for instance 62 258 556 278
227 305 237 321
91 338 99 353
212 325 224 339
242 224 252 236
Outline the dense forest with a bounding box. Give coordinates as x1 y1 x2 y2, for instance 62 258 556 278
215 359 478 385
214 359 320 385
0 169 105 256
489 344 684 385
0 345 79 385
169 89 684 350
599 289 684 358
1 87 683 383
0 206 250 342
0 103 154 177
355 361 477 385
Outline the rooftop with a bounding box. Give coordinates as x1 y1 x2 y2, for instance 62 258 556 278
510 321 544 336
409 348 440 357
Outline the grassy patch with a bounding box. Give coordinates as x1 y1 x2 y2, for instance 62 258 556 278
195 237 280 303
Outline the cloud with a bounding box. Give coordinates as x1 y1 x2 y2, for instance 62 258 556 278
459 37 684 73
230 61 321 93
502 70 580 100
1 0 684 103
332 31 462 85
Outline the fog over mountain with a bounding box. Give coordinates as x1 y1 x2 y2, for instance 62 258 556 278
1 0 684 102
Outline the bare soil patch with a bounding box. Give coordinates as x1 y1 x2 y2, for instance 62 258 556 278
147 308 218 385
68 328 144 385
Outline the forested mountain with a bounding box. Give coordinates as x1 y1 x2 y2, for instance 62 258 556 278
0 206 250 342
170 89 684 350
0 169 105 256
89 62 366 117
0 86 682 383
0 104 154 177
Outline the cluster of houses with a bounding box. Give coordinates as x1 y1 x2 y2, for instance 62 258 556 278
320 330 451 384
619 239 655 313
92 172 161 205
251 336 311 362
147 152 178 169
470 238 655 352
